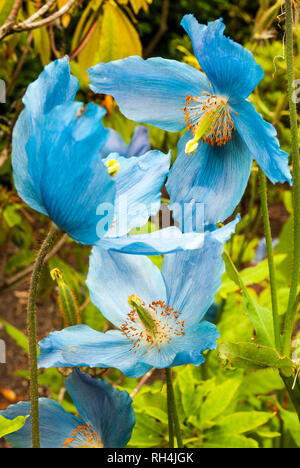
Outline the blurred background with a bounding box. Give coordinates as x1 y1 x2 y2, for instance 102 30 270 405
0 0 299 448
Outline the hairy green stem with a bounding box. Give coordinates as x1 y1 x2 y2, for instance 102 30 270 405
27 224 62 448
258 168 281 350
282 0 300 357
280 373 300 422
165 368 183 448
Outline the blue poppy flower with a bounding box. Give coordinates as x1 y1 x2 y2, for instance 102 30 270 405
88 15 292 226
37 217 238 378
0 369 135 448
12 57 171 245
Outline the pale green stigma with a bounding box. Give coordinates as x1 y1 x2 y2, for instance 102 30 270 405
128 294 157 334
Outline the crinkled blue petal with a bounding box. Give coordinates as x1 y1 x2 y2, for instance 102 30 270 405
66 369 135 448
23 57 79 121
103 150 170 238
100 128 127 159
167 131 252 227
38 325 152 378
161 229 230 326
181 15 264 99
89 56 211 131
26 102 116 244
126 126 151 157
0 399 81 448
169 321 219 367
12 57 79 215
86 248 167 328
97 226 205 254
232 99 292 184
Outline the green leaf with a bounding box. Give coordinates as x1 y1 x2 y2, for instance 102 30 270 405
98 1 142 63
0 0 15 25
223 250 275 346
200 378 241 424
0 415 28 438
280 409 300 446
0 318 28 354
216 411 273 434
203 433 258 448
219 342 293 370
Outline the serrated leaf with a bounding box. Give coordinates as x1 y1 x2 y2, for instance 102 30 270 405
219 342 293 370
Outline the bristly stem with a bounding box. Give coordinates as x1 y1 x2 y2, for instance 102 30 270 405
165 368 183 448
258 168 281 350
27 224 62 448
282 0 300 357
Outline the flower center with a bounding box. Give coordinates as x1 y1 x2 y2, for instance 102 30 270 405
63 423 103 448
121 295 185 354
182 93 236 153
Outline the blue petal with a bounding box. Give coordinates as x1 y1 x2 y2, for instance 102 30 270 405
38 325 151 378
167 132 252 226
169 321 219 367
86 248 167 328
103 150 170 237
23 57 79 121
181 15 264 99
161 224 233 326
12 111 48 215
89 56 211 131
100 128 127 159
26 102 116 244
12 58 79 215
0 399 81 448
66 369 135 448
97 227 205 254
126 126 151 157
232 99 292 184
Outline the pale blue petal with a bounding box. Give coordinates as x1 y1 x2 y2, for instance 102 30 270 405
103 150 170 237
97 227 205 254
181 15 264 99
26 102 116 244
233 99 292 184
0 399 81 448
86 248 167 328
169 321 219 367
66 369 135 448
38 325 151 378
167 131 252 227
161 226 231 326
89 56 211 131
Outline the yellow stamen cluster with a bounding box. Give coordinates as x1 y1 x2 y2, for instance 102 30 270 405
105 159 120 177
63 423 103 448
121 296 185 354
182 93 236 153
